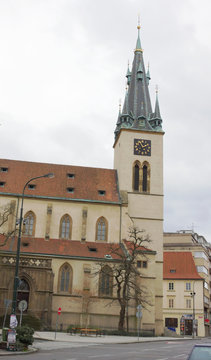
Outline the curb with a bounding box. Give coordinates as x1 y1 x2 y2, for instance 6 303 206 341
0 347 38 356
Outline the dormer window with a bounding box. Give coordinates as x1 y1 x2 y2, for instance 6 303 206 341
67 187 74 193
1 167 8 172
98 190 106 196
0 181 5 187
28 184 36 190
88 247 97 252
67 173 75 179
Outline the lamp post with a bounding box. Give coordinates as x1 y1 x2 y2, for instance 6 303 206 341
191 284 196 338
12 173 54 315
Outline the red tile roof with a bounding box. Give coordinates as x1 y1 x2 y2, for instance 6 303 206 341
123 240 155 254
163 252 202 280
0 235 123 260
0 159 120 203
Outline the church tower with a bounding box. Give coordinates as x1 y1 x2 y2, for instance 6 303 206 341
114 23 164 335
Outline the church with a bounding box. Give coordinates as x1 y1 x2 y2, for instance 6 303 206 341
0 24 164 335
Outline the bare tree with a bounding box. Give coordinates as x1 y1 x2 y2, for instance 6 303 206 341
98 226 153 331
0 201 16 246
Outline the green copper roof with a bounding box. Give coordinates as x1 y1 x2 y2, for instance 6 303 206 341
114 24 163 138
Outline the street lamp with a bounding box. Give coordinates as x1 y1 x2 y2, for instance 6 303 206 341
190 287 196 338
12 173 54 315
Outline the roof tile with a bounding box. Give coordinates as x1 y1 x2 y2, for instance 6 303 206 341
163 252 202 280
0 159 120 203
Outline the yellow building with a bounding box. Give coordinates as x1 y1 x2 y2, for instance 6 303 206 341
163 251 204 336
0 24 164 334
164 231 210 336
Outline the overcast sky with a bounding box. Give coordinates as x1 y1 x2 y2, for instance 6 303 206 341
0 0 211 242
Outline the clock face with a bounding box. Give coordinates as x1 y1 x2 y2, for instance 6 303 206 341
134 139 151 156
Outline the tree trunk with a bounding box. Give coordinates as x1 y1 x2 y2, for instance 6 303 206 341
118 304 126 331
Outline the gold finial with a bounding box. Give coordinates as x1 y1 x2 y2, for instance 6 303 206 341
155 84 159 93
137 14 141 29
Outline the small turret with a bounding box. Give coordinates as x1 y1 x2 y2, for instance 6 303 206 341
146 63 151 85
126 63 132 85
149 86 162 131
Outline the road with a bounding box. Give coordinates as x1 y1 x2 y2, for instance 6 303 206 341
2 338 211 360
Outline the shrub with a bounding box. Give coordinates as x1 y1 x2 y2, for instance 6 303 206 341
16 326 34 348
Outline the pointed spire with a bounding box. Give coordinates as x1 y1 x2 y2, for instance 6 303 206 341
122 85 129 115
154 85 161 119
135 17 142 52
126 61 131 85
146 62 151 85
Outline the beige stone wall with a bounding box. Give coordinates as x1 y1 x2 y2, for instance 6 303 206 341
1 195 121 243
113 130 163 195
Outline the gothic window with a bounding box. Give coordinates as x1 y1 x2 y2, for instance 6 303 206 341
142 165 147 191
59 214 72 239
58 263 72 293
142 161 150 193
99 265 113 296
23 211 36 236
96 217 108 241
133 163 140 191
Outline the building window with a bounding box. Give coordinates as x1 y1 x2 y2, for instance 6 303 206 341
59 214 72 240
67 187 74 193
186 282 191 291
204 295 209 304
137 260 147 268
98 190 106 196
142 165 148 192
169 282 174 290
186 299 191 309
99 265 113 297
204 282 209 290
23 211 36 236
67 173 75 178
165 318 178 328
194 251 208 261
169 299 174 308
0 167 8 172
96 217 108 241
196 266 208 275
0 181 5 187
133 163 140 191
28 184 36 190
58 263 72 293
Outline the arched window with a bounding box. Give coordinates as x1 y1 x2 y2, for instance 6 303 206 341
23 211 36 236
59 214 72 239
142 162 150 193
142 165 148 192
58 263 72 293
133 162 140 191
99 265 113 297
96 217 108 241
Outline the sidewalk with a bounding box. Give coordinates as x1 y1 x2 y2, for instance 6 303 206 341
0 331 194 356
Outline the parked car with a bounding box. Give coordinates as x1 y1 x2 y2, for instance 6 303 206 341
187 344 211 360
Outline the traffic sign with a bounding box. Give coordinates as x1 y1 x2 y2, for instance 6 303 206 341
18 300 27 312
136 311 142 319
58 307 62 315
